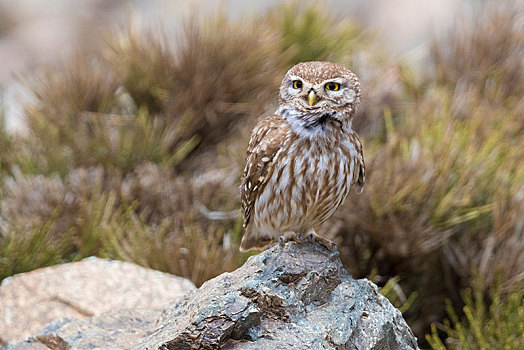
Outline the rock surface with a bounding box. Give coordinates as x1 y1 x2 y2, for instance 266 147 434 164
7 243 419 349
0 257 195 346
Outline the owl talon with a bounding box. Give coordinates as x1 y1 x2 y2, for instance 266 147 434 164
279 231 303 246
305 230 337 250
298 233 304 242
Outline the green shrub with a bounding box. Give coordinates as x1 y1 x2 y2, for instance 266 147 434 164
268 1 368 66
106 23 176 114
0 102 13 179
0 215 65 282
100 195 244 286
427 280 524 349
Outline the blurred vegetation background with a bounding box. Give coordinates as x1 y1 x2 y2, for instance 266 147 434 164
0 1 523 348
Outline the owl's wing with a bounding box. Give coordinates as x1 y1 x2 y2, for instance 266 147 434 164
240 114 284 230
352 134 365 194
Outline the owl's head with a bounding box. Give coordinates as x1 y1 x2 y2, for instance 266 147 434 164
278 61 361 134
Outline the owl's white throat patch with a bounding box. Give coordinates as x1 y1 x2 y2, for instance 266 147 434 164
277 106 342 139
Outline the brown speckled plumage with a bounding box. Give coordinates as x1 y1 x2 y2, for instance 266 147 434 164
240 61 365 251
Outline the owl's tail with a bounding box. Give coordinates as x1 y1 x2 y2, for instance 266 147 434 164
239 228 273 252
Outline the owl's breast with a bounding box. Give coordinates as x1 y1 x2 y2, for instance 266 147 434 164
295 138 356 226
253 133 358 235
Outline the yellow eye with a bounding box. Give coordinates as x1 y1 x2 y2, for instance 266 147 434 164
325 82 340 91
292 80 303 89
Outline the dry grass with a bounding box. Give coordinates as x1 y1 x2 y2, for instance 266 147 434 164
0 108 13 179
1 163 243 286
167 16 283 151
431 3 523 116
105 23 176 114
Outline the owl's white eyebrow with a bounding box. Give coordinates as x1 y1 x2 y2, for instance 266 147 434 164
287 75 302 81
323 78 345 84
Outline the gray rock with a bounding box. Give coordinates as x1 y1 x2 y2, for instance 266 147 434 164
7 243 419 349
0 257 195 345
27 308 159 350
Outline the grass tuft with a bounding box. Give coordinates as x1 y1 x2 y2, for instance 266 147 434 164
0 214 64 281
426 279 524 349
268 1 368 65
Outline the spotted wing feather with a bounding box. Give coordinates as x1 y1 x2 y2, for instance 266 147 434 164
353 134 365 194
240 114 285 229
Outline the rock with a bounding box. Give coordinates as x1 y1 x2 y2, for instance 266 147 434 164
19 308 159 350
0 257 196 346
7 243 419 349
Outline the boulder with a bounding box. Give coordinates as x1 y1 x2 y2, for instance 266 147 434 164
0 257 195 346
7 243 419 349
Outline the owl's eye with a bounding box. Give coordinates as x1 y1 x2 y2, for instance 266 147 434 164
292 80 303 89
325 82 340 91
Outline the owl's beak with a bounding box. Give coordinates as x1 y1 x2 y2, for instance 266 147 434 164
307 90 318 106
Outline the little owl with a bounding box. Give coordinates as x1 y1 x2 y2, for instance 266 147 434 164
240 61 365 251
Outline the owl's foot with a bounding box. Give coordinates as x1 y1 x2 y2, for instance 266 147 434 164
306 230 338 251
278 231 304 246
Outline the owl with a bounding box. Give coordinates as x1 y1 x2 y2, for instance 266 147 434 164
240 61 365 252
